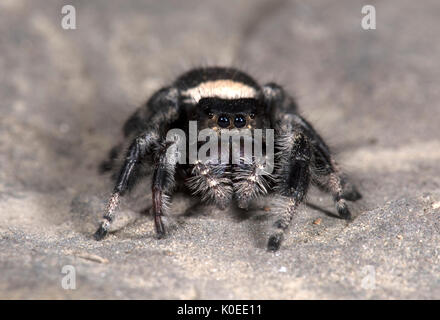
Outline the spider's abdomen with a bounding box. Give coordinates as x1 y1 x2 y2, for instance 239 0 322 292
174 67 261 93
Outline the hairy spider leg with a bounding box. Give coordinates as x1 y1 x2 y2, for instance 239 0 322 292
289 113 362 219
268 129 311 251
95 87 181 240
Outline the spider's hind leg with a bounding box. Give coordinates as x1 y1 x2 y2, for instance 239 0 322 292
312 156 362 220
312 167 355 220
291 114 361 219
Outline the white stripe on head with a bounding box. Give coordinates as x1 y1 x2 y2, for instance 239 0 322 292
182 80 257 103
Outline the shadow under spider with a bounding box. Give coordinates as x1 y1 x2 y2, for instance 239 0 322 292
304 201 343 219
140 198 349 224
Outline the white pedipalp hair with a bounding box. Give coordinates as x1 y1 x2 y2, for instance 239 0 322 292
186 160 233 207
232 156 274 208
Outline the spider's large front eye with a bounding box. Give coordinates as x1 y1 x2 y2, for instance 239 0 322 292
218 115 230 128
234 115 246 128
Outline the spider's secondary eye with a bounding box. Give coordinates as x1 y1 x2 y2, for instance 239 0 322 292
218 115 230 128
234 115 246 128
249 113 255 119
208 112 214 119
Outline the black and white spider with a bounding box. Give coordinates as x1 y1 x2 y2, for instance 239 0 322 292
95 67 361 251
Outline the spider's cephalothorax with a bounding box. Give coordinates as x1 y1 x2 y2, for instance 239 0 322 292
95 67 361 251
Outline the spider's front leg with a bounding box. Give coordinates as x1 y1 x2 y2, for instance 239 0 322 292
94 132 158 240
94 86 180 240
151 142 178 237
268 129 311 251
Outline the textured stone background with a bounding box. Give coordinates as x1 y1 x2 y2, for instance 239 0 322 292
0 0 439 299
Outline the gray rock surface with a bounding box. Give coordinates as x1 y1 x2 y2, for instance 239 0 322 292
0 0 439 299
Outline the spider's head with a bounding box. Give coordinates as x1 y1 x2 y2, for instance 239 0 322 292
181 77 266 131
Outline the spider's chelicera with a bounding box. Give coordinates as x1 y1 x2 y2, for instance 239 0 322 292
95 67 362 251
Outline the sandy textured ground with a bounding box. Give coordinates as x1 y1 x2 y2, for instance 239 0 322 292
0 0 439 299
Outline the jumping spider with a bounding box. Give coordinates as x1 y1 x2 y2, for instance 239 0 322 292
95 67 361 251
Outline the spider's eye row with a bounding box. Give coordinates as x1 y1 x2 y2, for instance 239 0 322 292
234 115 246 128
218 115 230 128
217 114 248 128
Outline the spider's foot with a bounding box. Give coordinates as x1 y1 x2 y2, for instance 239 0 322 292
336 200 352 220
155 216 166 239
267 233 283 251
94 224 108 241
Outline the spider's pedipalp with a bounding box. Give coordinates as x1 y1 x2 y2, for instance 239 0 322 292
186 160 233 210
232 156 273 209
